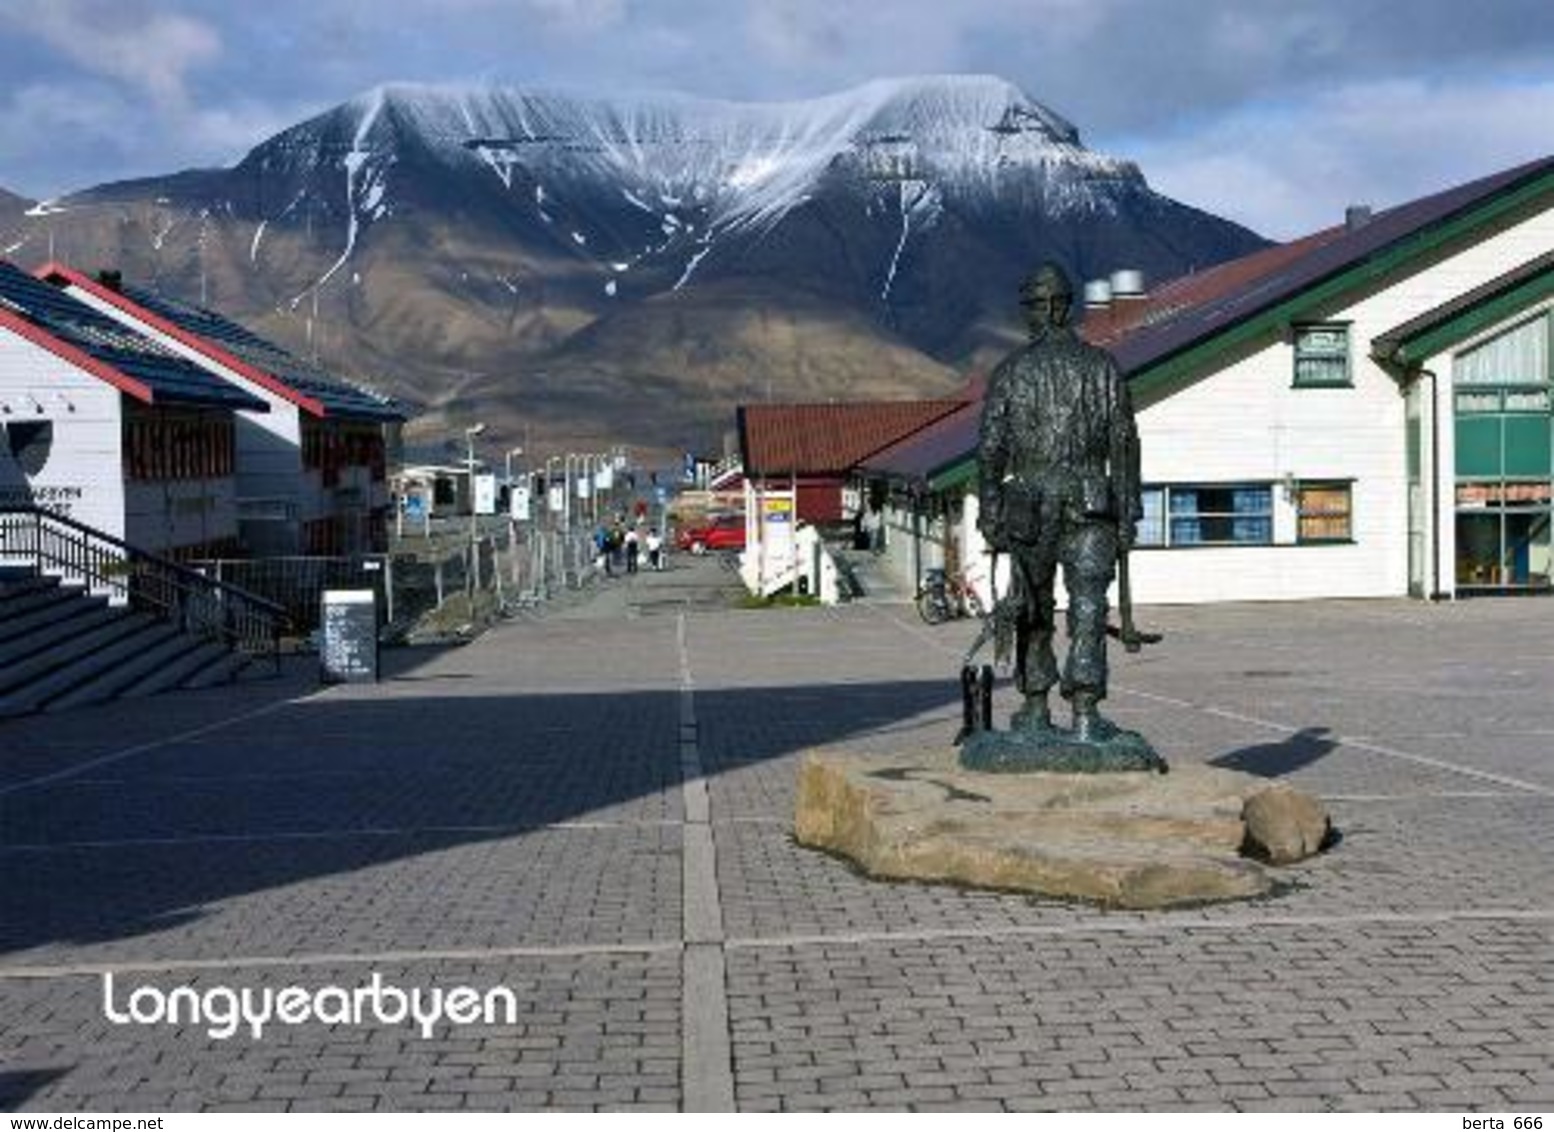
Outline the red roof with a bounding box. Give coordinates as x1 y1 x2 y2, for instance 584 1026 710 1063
738 399 967 476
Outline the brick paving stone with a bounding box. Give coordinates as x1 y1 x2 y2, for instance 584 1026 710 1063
2 574 1552 1111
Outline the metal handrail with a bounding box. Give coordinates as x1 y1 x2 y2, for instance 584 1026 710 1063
0 505 286 669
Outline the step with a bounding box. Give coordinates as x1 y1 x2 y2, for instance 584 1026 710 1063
0 565 38 587
0 619 178 716
44 630 214 711
0 599 118 666
0 586 103 643
117 640 237 699
0 610 158 698
180 650 250 690
0 573 56 605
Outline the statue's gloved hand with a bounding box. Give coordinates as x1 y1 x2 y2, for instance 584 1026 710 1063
978 514 1009 552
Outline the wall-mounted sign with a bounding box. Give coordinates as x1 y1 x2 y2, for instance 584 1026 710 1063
0 483 85 518
763 497 794 524
2 420 53 475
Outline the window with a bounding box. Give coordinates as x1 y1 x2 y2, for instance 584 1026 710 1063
1296 482 1353 543
1452 315 1553 589
1137 487 1166 546
1293 324 1352 387
1135 484 1273 547
122 412 234 481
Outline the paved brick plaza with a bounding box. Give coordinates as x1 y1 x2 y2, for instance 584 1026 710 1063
1 559 1551 1111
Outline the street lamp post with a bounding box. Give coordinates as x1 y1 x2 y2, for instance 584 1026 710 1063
464 423 486 594
504 444 525 566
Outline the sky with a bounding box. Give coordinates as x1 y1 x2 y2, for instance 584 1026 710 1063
1 0 1552 239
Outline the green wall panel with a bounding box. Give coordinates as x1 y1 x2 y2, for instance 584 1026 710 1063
1456 417 1503 476
1504 415 1552 476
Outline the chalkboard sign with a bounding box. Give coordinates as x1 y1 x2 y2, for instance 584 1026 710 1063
320 589 378 684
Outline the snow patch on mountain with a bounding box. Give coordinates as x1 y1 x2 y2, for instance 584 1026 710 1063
315 74 1134 242
295 86 387 307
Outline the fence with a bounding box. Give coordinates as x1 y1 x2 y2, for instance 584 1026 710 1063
1 504 284 665
191 526 603 638
195 555 393 633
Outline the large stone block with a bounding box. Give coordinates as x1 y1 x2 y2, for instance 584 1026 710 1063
793 746 1332 909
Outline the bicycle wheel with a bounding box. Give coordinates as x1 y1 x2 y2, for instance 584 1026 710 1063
916 589 950 626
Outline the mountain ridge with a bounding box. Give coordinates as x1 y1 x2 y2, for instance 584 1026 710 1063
11 75 1268 452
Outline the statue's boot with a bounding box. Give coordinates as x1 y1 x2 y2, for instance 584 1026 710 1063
1010 692 1055 733
1071 692 1122 744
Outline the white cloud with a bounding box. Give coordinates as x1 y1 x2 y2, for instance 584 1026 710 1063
1 0 221 109
0 78 304 197
1117 78 1554 239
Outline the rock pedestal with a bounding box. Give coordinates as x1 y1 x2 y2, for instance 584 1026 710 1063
794 746 1332 909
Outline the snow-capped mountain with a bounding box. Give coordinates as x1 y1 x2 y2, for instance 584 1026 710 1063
15 76 1266 449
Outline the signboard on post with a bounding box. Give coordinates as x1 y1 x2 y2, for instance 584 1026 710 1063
548 485 565 513
320 589 378 684
473 474 497 515
510 486 532 522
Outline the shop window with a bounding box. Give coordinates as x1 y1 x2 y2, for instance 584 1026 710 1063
1296 482 1353 543
1293 324 1352 388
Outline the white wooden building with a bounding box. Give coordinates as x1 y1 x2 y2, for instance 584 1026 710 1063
0 261 265 558
863 155 1554 604
40 265 403 556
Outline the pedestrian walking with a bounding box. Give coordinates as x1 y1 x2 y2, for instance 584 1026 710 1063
646 528 663 571
625 527 640 574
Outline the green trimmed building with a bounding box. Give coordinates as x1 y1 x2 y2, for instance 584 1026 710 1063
863 155 1554 602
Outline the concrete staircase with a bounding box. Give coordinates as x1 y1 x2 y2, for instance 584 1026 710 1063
0 565 249 718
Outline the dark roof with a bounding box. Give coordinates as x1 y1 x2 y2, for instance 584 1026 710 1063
38 263 402 423
1112 155 1554 381
1373 248 1554 368
0 261 266 411
859 400 979 484
114 284 403 422
738 400 966 476
900 154 1554 491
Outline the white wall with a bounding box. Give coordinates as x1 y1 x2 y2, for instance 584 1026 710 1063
0 332 126 540
1129 200 1554 604
933 201 1554 606
62 282 307 551
124 475 239 556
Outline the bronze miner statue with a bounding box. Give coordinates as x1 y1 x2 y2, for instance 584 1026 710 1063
959 262 1166 773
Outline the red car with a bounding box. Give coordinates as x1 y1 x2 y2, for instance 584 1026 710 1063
677 514 746 554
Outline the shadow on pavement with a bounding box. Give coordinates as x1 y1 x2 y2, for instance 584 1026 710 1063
1209 725 1337 777
0 1068 67 1111
0 679 958 958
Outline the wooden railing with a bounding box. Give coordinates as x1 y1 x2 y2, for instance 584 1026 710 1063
0 505 285 669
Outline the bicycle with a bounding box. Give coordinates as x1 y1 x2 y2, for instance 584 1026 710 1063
916 566 986 625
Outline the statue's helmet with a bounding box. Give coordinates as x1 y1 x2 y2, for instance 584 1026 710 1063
1019 262 1074 309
